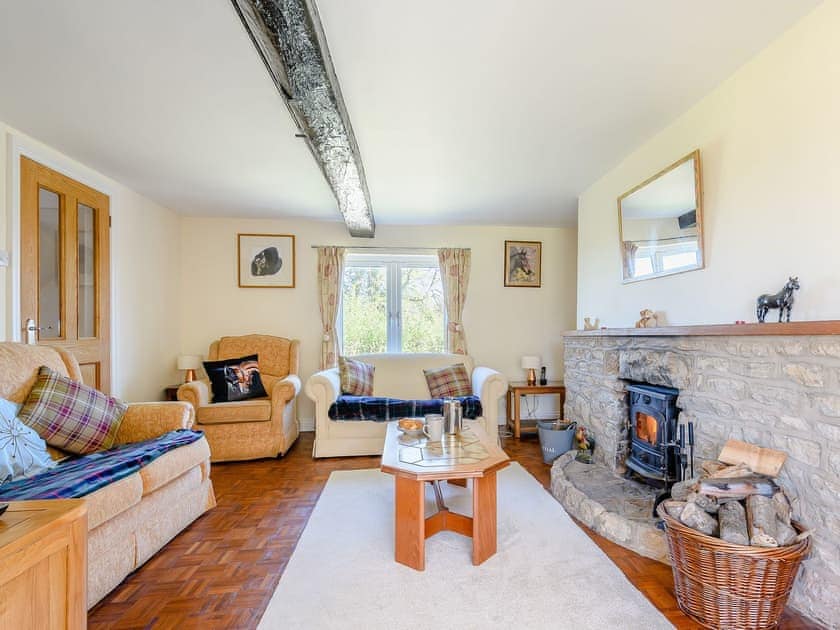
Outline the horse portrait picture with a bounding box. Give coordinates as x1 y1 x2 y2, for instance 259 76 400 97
504 240 542 287
238 233 296 288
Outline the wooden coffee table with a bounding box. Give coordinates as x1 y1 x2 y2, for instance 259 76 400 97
380 421 509 571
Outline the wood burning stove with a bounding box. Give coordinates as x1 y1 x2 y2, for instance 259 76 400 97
626 383 690 485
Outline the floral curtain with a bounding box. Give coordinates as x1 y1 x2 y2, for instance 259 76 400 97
317 247 346 369
437 248 471 354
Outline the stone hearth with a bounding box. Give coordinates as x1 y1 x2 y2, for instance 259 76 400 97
554 328 840 626
550 452 667 562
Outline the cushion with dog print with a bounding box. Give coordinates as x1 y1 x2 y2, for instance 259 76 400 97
203 354 267 403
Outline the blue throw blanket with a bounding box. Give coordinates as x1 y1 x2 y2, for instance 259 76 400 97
329 396 482 421
0 429 204 501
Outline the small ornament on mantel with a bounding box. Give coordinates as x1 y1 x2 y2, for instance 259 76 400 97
756 276 800 323
635 309 659 328
583 317 600 330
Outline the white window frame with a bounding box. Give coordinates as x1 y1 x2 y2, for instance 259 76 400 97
634 238 699 275
340 253 445 354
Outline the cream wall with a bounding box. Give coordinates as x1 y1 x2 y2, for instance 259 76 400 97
577 1 840 327
0 123 181 400
178 218 577 426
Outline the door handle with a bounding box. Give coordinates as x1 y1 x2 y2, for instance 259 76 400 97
23 318 53 344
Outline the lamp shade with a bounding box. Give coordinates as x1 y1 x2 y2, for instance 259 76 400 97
177 355 201 371
521 355 541 370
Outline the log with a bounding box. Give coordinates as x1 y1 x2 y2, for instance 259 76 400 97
699 475 778 499
773 491 792 525
663 500 687 520
700 460 727 477
670 478 698 501
752 531 779 548
747 495 778 547
776 518 797 546
708 463 753 479
718 500 749 545
719 439 787 477
680 501 719 536
686 491 719 514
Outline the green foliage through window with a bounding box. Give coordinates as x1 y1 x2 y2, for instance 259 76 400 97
341 256 444 354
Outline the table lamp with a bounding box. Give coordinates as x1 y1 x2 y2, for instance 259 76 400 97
176 355 201 383
521 355 541 386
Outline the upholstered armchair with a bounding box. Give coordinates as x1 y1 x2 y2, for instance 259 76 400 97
178 335 301 462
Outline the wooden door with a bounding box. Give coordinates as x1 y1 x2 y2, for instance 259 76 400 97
20 157 111 392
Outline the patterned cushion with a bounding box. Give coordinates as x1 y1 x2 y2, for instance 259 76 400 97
0 397 56 484
18 366 127 455
424 363 473 398
339 357 375 396
203 354 267 403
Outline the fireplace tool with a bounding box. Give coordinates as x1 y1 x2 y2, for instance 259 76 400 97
654 420 696 518
674 421 695 482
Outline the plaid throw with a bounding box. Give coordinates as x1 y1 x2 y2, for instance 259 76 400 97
339 357 375 396
423 363 473 398
329 395 482 421
0 430 203 501
18 366 128 455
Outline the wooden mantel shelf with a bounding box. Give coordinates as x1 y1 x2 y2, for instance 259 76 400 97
564 320 840 337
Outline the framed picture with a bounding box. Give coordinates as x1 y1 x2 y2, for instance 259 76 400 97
504 240 541 287
238 233 296 288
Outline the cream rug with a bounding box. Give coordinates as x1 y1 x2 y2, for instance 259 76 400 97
258 463 673 629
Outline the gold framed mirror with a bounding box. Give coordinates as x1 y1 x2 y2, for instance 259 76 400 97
618 150 704 283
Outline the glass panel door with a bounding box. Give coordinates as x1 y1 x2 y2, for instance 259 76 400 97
77 203 96 338
21 157 112 392
38 187 62 339
635 412 659 446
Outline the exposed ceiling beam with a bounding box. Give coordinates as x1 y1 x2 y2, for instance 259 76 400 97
231 0 375 237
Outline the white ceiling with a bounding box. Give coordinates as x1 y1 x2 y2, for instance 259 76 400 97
0 1 821 227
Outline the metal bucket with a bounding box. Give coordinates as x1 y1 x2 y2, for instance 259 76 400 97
537 420 577 464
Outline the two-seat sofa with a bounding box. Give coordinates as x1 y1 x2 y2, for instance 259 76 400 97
0 342 216 607
305 353 508 457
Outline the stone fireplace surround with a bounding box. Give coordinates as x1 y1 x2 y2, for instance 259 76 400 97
556 322 840 626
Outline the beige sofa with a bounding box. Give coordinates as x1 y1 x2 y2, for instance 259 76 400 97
306 353 508 458
0 342 215 608
177 334 301 461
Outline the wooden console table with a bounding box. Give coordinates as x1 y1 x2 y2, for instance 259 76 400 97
0 500 87 629
506 381 566 439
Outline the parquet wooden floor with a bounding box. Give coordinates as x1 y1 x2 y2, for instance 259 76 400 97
88 431 822 629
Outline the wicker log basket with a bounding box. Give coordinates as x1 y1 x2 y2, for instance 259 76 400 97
656 505 811 629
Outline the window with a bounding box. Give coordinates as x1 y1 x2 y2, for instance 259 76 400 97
633 238 699 276
340 254 445 354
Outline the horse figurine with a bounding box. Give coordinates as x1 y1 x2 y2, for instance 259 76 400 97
756 277 800 323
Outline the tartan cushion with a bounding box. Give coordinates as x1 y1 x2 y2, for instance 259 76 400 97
18 366 127 455
424 363 473 398
339 357 375 396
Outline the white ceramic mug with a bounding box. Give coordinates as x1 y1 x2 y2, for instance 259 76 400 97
423 415 444 441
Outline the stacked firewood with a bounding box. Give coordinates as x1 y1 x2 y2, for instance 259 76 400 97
662 460 807 547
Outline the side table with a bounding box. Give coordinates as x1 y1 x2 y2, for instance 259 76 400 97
164 384 181 401
506 381 566 439
0 499 87 629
